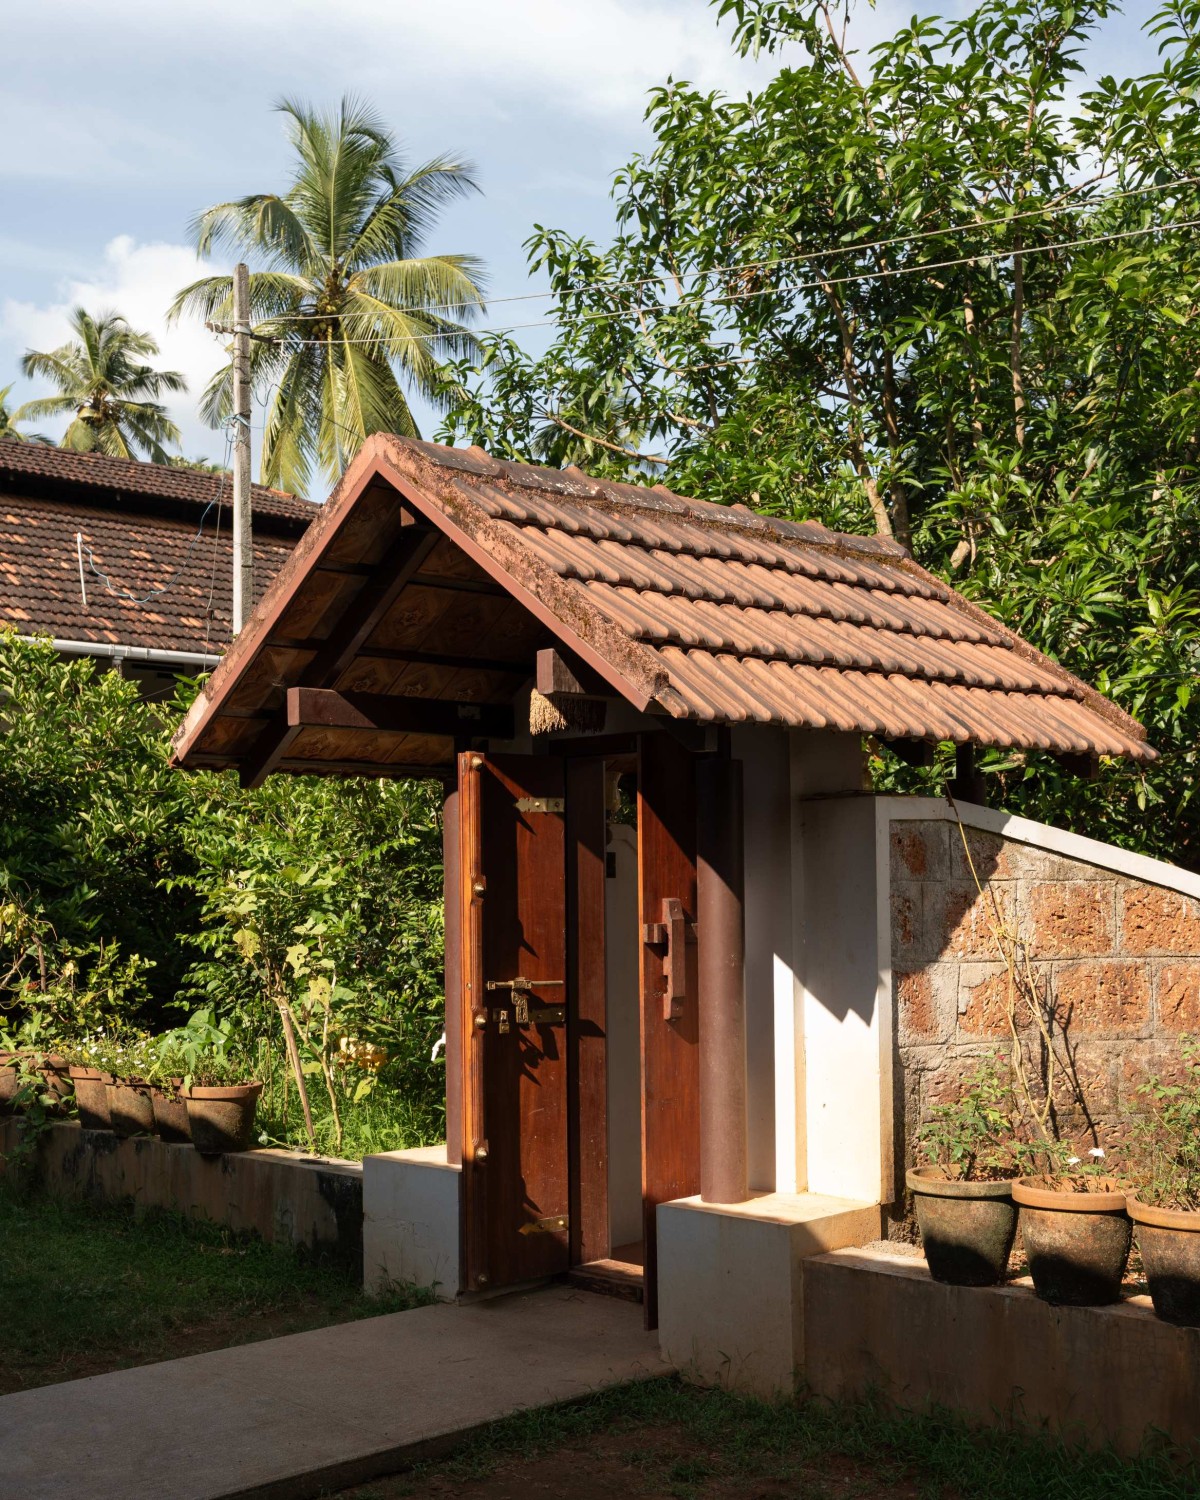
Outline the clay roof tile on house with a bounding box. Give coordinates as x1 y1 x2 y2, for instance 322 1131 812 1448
0 442 319 656
171 434 1155 780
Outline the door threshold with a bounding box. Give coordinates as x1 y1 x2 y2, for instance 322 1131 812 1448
563 1256 644 1304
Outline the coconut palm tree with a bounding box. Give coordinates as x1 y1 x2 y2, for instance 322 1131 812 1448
170 96 486 497
0 385 50 444
16 310 185 461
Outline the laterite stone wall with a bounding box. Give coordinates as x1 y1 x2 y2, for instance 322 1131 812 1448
889 815 1200 1202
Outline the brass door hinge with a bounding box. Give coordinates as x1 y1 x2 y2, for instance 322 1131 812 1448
515 796 565 814
519 1214 569 1235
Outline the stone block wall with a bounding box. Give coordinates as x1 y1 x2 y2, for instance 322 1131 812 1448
889 815 1200 1203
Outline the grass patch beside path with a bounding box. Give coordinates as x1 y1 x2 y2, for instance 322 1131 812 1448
0 1187 430 1395
332 1376 1197 1500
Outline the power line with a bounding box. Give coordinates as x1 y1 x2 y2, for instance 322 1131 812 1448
253 172 1200 327
256 214 1200 353
79 427 236 608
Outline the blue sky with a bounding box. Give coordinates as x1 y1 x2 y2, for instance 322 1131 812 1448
0 0 1164 479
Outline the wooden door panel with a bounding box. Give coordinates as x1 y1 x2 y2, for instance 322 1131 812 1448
638 733 701 1328
458 752 570 1291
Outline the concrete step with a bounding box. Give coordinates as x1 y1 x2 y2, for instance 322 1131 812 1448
0 1285 667 1500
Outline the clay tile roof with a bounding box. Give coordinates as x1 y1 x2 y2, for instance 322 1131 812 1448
0 442 314 523
0 442 320 656
172 434 1155 771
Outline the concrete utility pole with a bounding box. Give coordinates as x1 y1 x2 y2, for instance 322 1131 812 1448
231 262 254 635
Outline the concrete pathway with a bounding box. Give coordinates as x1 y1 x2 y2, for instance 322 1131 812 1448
0 1286 666 1500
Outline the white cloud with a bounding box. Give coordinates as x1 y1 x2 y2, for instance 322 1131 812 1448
1 237 230 462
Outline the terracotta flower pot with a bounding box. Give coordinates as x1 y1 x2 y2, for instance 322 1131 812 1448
39 1054 72 1112
68 1066 114 1130
907 1166 1018 1286
1013 1176 1131 1305
1128 1195 1200 1327
150 1081 191 1144
0 1053 19 1114
185 1082 262 1155
106 1079 156 1137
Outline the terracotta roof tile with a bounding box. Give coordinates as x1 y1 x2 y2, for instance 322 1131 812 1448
172 434 1155 769
0 489 305 655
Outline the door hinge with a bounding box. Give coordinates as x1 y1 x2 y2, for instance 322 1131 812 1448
519 1214 569 1235
515 796 565 814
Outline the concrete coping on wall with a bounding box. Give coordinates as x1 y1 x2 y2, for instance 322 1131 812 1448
884 794 1200 901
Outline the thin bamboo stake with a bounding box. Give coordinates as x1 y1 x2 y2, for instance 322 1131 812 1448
278 998 316 1148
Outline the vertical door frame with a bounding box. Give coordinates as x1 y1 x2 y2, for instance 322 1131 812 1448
637 730 702 1328
566 756 610 1268
457 751 489 1290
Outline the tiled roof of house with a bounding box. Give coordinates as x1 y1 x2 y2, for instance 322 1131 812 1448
0 443 318 656
172 436 1153 776
0 442 315 523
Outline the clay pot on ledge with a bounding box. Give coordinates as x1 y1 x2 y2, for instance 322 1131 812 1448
106 1078 156 1137
907 1166 1018 1286
1013 1176 1131 1305
185 1082 262 1155
0 1053 19 1114
68 1066 114 1130
1127 1196 1200 1326
39 1054 72 1114
150 1081 191 1144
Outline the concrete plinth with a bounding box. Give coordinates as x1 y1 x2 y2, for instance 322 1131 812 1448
804 1247 1200 1455
362 1143 461 1296
656 1191 881 1396
0 1119 362 1265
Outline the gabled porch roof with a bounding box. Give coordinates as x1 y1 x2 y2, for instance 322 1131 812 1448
170 435 1154 782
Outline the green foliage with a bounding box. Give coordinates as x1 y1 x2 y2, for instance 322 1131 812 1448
15 308 185 461
170 95 486 496
0 384 50 444
918 1053 1026 1181
1129 1036 1200 1210
0 632 446 1157
439 0 1200 868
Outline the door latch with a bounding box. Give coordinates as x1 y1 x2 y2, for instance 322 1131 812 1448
485 977 564 1026
642 896 693 1020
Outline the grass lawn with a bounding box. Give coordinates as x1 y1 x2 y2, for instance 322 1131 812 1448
327 1377 1198 1500
0 1186 429 1395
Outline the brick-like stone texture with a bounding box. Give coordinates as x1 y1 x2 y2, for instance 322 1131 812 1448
932 883 1011 962
891 816 1197 1208
1121 886 1200 955
1050 962 1150 1036
1156 963 1200 1032
957 965 1016 1039
1029 881 1113 958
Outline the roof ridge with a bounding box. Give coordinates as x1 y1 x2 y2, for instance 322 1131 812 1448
388 435 915 571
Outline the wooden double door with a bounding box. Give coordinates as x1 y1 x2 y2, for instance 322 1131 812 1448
455 735 699 1325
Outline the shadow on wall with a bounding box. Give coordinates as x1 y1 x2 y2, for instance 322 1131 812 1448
889 805 1200 1230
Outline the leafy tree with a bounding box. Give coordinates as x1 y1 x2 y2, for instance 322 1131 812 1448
17 308 185 461
171 95 486 497
0 633 446 1153
0 385 50 444
440 0 1200 868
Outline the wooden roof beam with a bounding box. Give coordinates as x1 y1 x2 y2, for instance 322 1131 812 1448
287 687 514 740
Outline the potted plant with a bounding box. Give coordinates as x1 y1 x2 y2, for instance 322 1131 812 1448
144 1038 192 1144
1124 1037 1200 1326
163 1011 262 1156
907 1054 1023 1286
1013 1147 1130 1306
61 1038 115 1130
104 1036 157 1138
1 1016 72 1117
